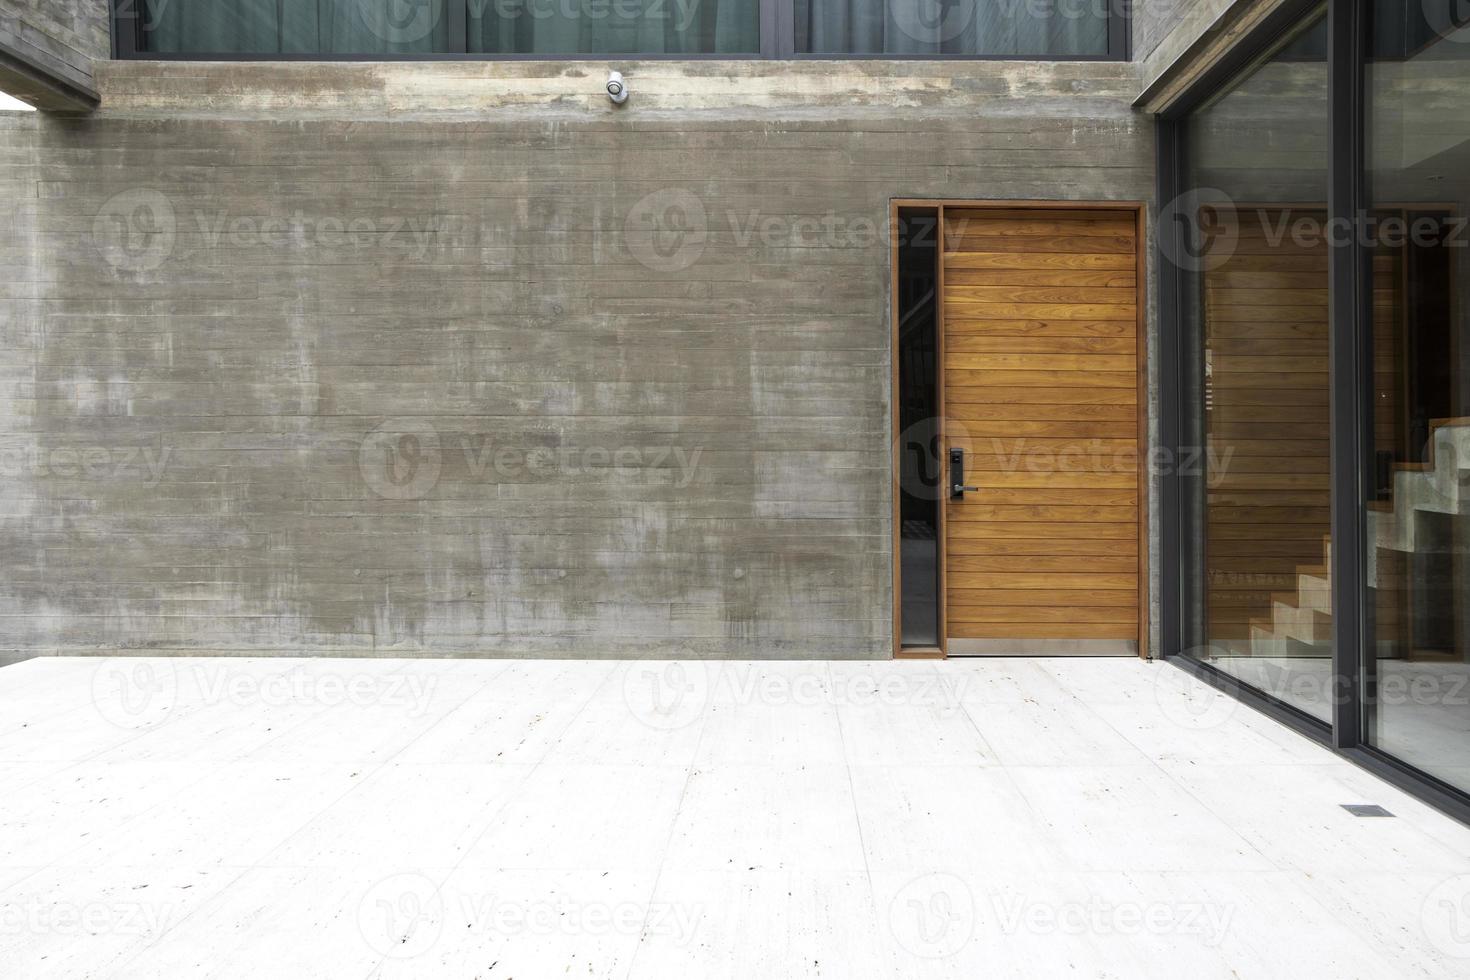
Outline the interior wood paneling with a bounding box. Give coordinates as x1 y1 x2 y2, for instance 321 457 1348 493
1202 208 1333 644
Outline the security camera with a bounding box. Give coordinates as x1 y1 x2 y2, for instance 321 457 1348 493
606 71 628 105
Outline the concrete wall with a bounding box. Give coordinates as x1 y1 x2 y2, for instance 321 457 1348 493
0 61 1154 659
0 0 108 110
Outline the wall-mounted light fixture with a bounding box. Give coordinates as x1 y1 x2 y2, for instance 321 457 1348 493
606 71 628 105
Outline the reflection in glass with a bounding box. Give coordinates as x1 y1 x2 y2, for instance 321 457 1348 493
897 208 940 647
136 0 761 55
1179 11 1334 720
471 0 759 54
794 0 1109 56
1363 0 1470 793
140 0 455 54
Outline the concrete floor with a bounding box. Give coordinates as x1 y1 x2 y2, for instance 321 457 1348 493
2 656 1469 978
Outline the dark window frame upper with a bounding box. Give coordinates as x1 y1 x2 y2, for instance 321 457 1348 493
110 0 1129 60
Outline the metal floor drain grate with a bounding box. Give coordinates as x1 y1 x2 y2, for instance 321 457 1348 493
1341 804 1395 817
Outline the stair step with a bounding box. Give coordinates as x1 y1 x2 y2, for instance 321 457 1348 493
1246 625 1331 658
1256 603 1332 643
1243 418 1467 636
1297 589 1331 617
1247 624 1292 658
1282 636 1334 658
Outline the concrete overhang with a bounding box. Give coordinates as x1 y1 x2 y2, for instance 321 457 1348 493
0 35 99 112
1135 0 1301 115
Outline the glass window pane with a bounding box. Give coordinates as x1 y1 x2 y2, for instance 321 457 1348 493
140 0 455 54
1179 10 1333 721
794 0 1110 56
896 208 941 648
469 0 759 54
1363 0 1470 793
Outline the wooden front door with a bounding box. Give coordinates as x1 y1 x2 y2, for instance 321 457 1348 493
940 207 1144 655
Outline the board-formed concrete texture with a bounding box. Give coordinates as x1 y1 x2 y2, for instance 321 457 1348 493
0 0 107 110
0 61 1154 659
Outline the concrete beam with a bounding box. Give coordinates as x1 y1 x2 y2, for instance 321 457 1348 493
0 37 98 111
0 0 108 112
1134 0 1297 114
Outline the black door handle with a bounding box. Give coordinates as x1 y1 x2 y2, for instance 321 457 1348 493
950 448 979 498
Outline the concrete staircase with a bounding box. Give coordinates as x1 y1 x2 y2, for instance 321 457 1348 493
1366 419 1470 587
1249 537 1332 658
1248 418 1470 659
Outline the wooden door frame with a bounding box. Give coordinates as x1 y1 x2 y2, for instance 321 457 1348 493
889 199 1150 660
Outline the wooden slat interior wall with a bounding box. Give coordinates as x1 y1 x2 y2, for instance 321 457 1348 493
1203 207 1332 644
1371 240 1406 649
1374 244 1403 459
942 208 1139 642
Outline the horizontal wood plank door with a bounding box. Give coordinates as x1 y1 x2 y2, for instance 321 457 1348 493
941 207 1143 655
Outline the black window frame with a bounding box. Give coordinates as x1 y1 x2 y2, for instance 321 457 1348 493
1156 0 1470 826
110 0 1129 60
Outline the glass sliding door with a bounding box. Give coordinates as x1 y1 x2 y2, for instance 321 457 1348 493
1361 0 1470 793
1161 0 1470 817
1177 9 1335 721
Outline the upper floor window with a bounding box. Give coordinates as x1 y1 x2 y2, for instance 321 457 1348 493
794 0 1113 56
118 0 1125 58
469 0 759 55
135 1 457 55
